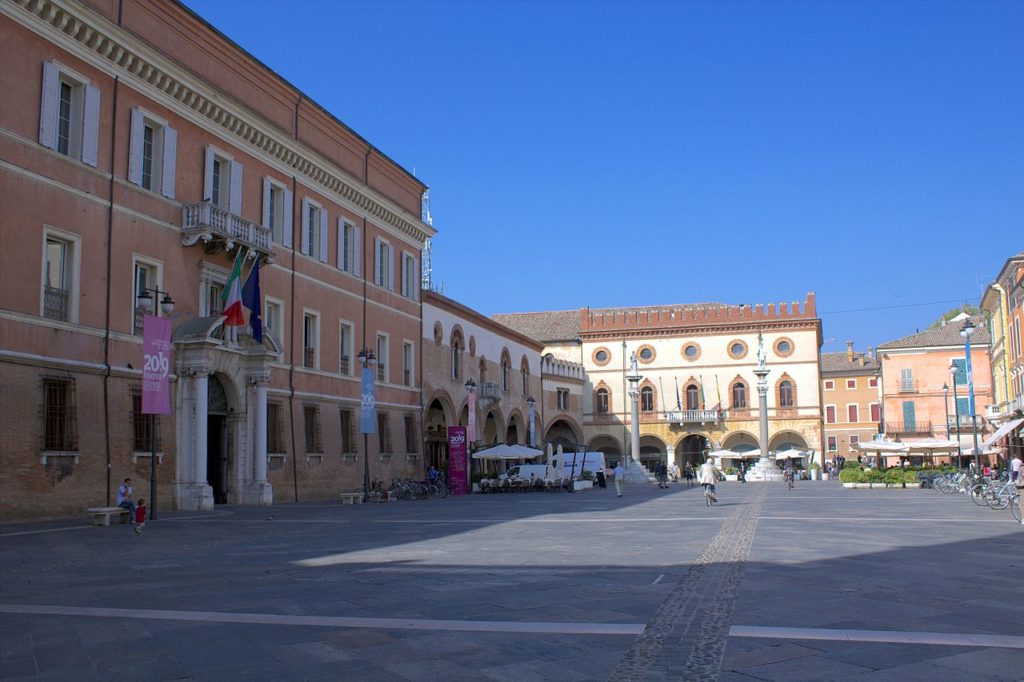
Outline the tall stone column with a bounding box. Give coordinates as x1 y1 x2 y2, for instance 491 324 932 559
195 372 209 486
755 367 770 458
254 382 268 483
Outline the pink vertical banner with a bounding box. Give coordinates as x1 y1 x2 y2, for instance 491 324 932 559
467 390 477 443
447 426 468 496
142 315 172 415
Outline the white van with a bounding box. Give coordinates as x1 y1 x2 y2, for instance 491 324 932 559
499 464 548 481
554 452 607 478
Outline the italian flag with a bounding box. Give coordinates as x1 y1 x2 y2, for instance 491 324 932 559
221 252 245 326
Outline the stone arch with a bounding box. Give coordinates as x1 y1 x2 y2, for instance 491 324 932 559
677 433 711 468
424 390 456 427
588 433 622 457
722 430 760 453
500 347 512 392
482 408 504 446
479 356 488 384
449 325 465 380
544 417 582 451
769 430 808 452
432 321 443 346
638 434 666 472
520 355 530 396
425 392 455 472
505 409 525 444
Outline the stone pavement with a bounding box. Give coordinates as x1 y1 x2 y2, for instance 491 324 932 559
0 481 1022 681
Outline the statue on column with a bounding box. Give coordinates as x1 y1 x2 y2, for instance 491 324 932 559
756 332 767 370
630 351 638 375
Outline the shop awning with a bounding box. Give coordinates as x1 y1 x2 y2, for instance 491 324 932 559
982 417 1024 450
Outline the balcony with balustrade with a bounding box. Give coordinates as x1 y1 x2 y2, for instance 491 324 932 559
947 415 985 431
664 409 726 425
182 202 273 262
885 420 932 435
43 286 69 321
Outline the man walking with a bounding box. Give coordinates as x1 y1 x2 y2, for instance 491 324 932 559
613 461 625 497
1010 453 1022 483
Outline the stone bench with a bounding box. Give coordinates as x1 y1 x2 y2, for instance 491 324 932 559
87 506 130 526
339 492 363 505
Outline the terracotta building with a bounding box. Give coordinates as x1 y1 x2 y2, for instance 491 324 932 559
821 344 882 461
421 291 545 472
979 252 1024 460
494 294 824 471
877 314 993 461
0 0 434 519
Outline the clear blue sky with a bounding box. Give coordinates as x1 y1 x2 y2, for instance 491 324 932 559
184 0 1022 351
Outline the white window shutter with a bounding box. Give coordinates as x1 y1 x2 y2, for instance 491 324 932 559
203 147 214 202
81 83 100 167
413 256 419 301
342 218 350 270
228 160 243 215
388 245 395 291
282 187 293 248
300 198 310 255
261 177 271 228
160 126 177 198
39 61 59 150
353 226 361 277
373 238 381 286
127 108 144 185
318 208 328 263
401 252 409 296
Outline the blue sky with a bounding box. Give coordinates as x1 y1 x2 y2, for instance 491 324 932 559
184 0 1021 351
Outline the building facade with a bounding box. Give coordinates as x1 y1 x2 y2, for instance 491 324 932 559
979 252 1023 460
495 294 825 471
821 344 882 461
0 0 433 519
421 291 545 472
877 314 993 460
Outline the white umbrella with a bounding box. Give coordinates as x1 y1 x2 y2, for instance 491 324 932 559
546 443 555 479
773 448 807 460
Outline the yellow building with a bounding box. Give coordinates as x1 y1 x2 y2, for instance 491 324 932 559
494 294 824 471
980 253 1024 460
821 344 882 463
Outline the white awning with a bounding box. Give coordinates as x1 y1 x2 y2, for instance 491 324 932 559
903 439 959 454
850 441 908 454
982 417 1024 450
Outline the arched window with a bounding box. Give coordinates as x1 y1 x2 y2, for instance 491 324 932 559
732 382 747 409
501 357 510 392
596 388 609 414
479 357 487 384
521 357 530 396
641 386 654 412
779 380 794 408
450 334 462 379
686 385 700 411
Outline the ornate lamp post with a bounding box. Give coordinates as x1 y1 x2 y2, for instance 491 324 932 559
960 319 982 472
949 362 963 467
135 287 175 521
357 348 376 502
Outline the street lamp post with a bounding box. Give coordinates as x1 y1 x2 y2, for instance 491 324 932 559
949 362 963 467
960 320 982 473
942 383 951 466
135 287 175 521
465 379 477 480
357 348 376 502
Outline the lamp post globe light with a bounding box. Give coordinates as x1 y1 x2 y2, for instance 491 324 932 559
959 319 982 473
357 348 376 502
949 361 963 467
135 286 174 521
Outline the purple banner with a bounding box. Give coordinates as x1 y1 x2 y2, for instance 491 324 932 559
142 315 172 415
447 426 468 496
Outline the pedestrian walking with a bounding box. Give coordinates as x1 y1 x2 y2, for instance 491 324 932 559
613 462 625 497
1010 454 1022 483
133 499 146 534
117 478 136 523
738 463 747 483
684 462 694 487
657 462 668 488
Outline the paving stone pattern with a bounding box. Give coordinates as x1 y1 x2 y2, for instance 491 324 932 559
1 481 1022 681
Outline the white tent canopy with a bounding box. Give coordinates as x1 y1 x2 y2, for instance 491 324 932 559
902 439 958 454
982 417 1024 450
471 444 544 461
773 448 809 460
851 441 909 454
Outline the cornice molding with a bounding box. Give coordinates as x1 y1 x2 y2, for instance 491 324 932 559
6 0 435 244
580 319 822 342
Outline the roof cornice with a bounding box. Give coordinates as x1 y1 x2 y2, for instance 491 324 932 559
6 0 435 244
424 291 545 352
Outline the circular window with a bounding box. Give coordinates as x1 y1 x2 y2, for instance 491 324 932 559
774 337 794 357
636 345 656 364
592 347 612 366
681 342 702 362
728 340 748 359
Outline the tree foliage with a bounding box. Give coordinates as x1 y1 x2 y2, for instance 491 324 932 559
928 305 980 329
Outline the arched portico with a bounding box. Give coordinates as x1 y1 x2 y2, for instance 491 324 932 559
639 434 666 473
172 316 280 510
425 393 455 471
677 433 710 468
588 434 622 461
506 411 525 444
544 418 582 451
769 431 809 453
482 409 504 445
723 431 759 453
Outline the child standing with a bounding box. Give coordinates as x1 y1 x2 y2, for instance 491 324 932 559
133 499 147 534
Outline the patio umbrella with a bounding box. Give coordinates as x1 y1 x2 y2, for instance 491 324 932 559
545 443 554 480
772 449 807 460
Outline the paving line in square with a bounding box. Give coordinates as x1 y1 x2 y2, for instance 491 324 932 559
0 603 643 636
729 625 1024 649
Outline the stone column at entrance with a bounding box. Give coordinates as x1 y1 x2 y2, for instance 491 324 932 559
176 369 215 510
240 377 273 505
748 361 783 481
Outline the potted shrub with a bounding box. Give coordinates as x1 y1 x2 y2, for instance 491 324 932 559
724 467 739 482
808 462 821 481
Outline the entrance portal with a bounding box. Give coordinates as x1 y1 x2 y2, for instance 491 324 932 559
679 434 709 468
206 375 230 504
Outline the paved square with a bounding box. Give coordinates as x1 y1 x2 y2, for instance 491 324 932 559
1 481 1022 680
